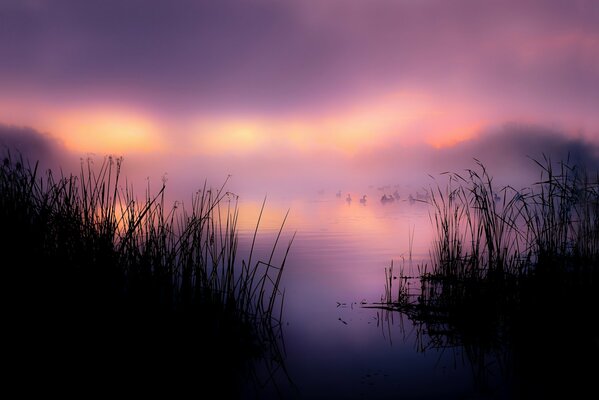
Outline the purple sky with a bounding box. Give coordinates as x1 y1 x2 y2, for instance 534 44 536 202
1 0 598 195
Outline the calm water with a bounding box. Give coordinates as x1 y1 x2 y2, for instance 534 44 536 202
234 188 509 399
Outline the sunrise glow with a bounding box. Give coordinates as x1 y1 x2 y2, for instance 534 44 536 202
2 2 598 398
0 0 597 194
48 108 164 154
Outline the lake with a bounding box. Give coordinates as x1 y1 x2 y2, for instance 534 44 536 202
233 187 510 399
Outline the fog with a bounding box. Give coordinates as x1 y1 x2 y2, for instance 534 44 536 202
3 122 598 206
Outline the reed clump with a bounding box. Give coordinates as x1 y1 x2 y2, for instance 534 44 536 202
375 156 599 397
1 152 293 394
379 156 599 341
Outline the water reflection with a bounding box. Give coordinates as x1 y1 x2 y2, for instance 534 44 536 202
232 188 598 399
233 191 492 399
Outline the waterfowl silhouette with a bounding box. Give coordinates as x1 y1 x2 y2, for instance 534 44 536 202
360 195 367 204
346 194 352 203
380 194 394 203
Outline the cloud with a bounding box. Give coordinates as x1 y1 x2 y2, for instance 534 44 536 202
2 119 597 203
1 0 598 117
0 123 67 169
356 123 599 189
133 123 599 201
441 123 599 171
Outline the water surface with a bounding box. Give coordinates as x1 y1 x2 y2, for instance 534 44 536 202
234 188 508 399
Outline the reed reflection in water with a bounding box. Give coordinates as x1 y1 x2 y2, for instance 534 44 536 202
235 189 495 399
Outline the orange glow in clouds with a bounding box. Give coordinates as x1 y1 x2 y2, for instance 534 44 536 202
191 119 269 154
49 108 164 154
427 122 483 149
189 90 489 156
1 89 492 157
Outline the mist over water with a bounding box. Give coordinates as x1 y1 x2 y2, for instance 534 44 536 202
84 123 599 207
3 121 598 206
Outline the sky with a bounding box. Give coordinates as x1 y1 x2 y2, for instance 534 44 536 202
1 0 598 198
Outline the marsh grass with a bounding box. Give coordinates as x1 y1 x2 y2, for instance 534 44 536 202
372 155 599 397
1 152 293 395
379 156 598 310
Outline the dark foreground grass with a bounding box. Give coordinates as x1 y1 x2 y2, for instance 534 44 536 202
372 156 599 397
1 153 293 396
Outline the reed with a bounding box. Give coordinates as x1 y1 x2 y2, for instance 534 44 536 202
427 160 531 282
429 157 595 286
522 155 599 274
369 156 599 398
1 152 293 394
375 155 599 338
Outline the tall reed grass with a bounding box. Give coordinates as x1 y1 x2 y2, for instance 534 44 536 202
374 156 599 397
1 152 293 395
377 156 599 345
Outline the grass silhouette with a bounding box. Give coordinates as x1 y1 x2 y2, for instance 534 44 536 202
373 156 599 397
1 152 293 396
